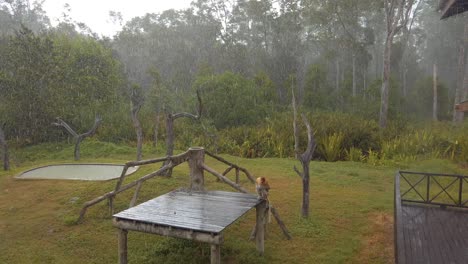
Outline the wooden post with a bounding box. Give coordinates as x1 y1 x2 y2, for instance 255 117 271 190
129 181 142 207
256 200 266 255
210 244 221 264
235 168 240 184
189 147 205 191
109 197 114 215
118 229 128 264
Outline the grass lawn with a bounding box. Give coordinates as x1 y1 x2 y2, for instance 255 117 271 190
1 141 467 264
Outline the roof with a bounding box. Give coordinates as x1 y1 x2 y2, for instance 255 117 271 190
439 0 468 19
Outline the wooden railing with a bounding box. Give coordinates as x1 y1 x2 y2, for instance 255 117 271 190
397 171 468 208
394 171 468 264
78 148 256 222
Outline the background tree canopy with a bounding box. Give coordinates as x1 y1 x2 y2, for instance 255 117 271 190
0 0 466 161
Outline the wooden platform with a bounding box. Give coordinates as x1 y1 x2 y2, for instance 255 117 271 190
395 171 468 264
113 190 266 264
114 190 261 234
399 204 468 264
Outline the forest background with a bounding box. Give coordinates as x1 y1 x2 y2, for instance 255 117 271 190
0 0 467 166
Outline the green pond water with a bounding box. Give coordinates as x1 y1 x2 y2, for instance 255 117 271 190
15 164 138 181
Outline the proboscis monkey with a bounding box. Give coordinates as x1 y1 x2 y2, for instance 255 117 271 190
255 177 270 200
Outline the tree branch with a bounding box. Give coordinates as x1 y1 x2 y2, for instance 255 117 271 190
301 114 316 162
172 90 202 120
78 116 102 139
292 84 300 159
293 165 303 178
52 117 79 138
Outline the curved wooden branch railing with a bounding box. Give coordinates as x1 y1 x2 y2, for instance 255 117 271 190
78 147 291 240
205 150 255 184
201 163 249 193
78 151 190 223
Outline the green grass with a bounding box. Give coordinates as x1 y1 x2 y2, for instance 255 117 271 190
0 141 467 264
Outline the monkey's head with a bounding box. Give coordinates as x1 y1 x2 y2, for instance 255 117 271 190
256 177 267 184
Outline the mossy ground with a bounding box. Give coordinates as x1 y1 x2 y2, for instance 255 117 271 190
1 141 467 263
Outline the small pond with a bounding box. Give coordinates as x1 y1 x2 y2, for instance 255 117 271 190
15 164 138 181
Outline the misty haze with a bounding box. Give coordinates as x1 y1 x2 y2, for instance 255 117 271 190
0 0 467 263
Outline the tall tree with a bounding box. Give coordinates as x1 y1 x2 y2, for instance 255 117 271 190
453 22 468 123
130 84 144 161
292 83 316 218
0 123 10 171
379 0 418 128
160 91 202 177
52 116 102 160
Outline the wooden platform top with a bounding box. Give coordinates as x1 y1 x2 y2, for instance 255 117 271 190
399 204 468 264
113 190 261 234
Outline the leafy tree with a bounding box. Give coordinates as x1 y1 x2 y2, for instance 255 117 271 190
194 71 268 129
0 26 124 144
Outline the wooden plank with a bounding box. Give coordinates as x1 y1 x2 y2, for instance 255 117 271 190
114 190 261 234
398 204 468 264
255 200 266 255
113 218 224 244
211 244 221 264
118 229 128 264
189 147 205 191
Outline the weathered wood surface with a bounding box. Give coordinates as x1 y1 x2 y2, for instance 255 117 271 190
189 147 205 191
211 244 221 264
118 229 128 264
113 218 223 245
396 204 468 264
113 190 261 234
205 150 255 183
202 163 249 193
256 200 267 255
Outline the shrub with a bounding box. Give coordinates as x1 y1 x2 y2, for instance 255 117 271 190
318 132 344 162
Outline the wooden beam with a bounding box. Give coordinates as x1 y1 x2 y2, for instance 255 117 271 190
118 229 128 264
256 200 267 255
129 181 143 207
189 147 205 191
205 150 255 183
201 163 249 193
78 163 174 222
210 244 221 264
113 218 224 245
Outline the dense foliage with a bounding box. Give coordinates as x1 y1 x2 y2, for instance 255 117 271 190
0 0 467 166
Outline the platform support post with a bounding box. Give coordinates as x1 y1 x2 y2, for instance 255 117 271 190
189 147 205 191
118 229 128 264
256 200 266 255
211 244 221 264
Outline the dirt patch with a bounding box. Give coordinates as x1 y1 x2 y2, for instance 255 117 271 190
354 212 394 264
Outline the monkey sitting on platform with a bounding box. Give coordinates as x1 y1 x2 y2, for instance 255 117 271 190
255 177 270 200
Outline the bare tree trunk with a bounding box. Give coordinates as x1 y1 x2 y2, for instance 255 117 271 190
160 91 202 177
335 59 340 92
380 0 418 128
433 63 438 121
454 23 467 123
352 55 356 97
0 124 10 171
52 117 102 161
292 86 316 218
131 105 143 161
455 23 468 123
165 114 175 157
380 36 393 128
153 112 160 147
